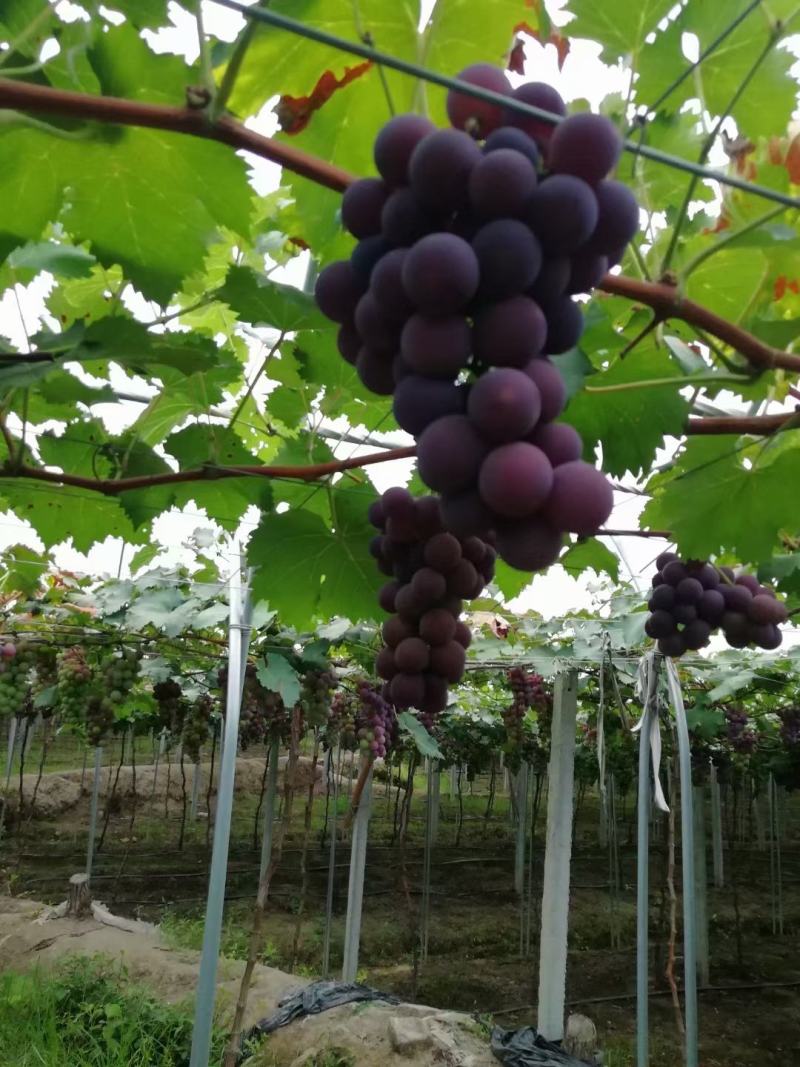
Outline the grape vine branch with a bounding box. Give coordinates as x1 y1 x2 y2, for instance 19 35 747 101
1 77 798 375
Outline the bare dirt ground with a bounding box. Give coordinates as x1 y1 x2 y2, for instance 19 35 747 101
0 893 497 1067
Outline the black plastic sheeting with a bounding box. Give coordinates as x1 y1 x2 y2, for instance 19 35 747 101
491 1026 594 1067
240 979 400 1060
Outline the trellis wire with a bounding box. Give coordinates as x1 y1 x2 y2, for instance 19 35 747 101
212 0 800 211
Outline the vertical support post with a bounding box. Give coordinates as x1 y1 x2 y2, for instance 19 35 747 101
420 758 436 962
667 659 699 1067
86 746 103 881
693 784 710 987
4 716 17 788
636 657 659 1067
189 556 252 1067
710 765 724 888
430 764 440 844
259 737 280 881
536 670 578 1042
190 757 202 820
514 763 530 897
321 747 341 977
341 760 373 983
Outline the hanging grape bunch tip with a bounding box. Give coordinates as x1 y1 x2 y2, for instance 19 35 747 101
315 64 638 574
645 551 788 657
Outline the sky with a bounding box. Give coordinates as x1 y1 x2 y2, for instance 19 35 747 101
0 0 798 642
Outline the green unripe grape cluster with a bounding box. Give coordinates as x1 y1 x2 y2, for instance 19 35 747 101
300 668 337 728
56 646 94 722
0 639 34 718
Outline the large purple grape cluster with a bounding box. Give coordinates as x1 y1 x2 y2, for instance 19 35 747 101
724 706 756 755
646 552 787 656
370 487 493 722
315 65 639 572
503 665 550 748
354 679 397 759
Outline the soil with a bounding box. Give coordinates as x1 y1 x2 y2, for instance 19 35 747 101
0 894 497 1067
2 757 799 1066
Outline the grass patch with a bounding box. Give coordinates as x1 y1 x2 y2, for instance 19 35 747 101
0 955 226 1066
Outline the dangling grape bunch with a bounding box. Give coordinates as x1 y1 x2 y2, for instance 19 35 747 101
299 668 337 729
502 666 551 763
778 707 800 748
56 645 93 721
724 706 756 755
370 487 491 721
182 694 214 762
220 664 290 748
153 679 186 736
315 66 639 572
354 679 397 760
645 552 787 656
99 647 140 712
0 639 34 718
327 690 359 751
31 646 57 719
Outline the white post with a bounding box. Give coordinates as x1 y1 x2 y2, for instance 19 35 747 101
189 555 252 1067
514 763 529 897
536 670 578 1042
430 764 440 844
693 784 710 987
710 765 724 888
342 760 373 983
4 716 17 788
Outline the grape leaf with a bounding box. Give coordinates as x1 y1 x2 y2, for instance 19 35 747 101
642 434 800 562
8 241 96 279
686 249 768 326
564 0 677 62
397 711 444 759
103 0 172 31
560 539 620 582
249 485 382 628
257 652 301 705
219 266 329 333
0 480 142 551
493 561 533 602
563 344 691 477
0 544 46 597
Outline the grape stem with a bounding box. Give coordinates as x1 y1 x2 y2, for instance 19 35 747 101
2 76 800 374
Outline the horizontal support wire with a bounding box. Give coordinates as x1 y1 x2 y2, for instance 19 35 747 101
212 0 800 210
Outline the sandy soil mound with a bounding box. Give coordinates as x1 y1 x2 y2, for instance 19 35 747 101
2 754 398 820
0 895 494 1067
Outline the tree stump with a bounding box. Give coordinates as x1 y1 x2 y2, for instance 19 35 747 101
67 873 92 918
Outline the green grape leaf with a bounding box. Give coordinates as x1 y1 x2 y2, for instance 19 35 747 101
0 480 141 551
560 539 620 582
126 587 205 636
0 544 46 597
493 561 533 602
249 485 382 628
563 344 691 477
642 434 800 562
163 424 259 470
564 0 677 62
257 652 301 705
686 248 768 326
104 0 171 30
758 554 800 596
0 128 66 260
397 711 444 760
219 266 328 333
8 241 96 279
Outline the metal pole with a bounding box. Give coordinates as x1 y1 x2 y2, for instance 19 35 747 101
190 757 202 820
259 737 280 882
666 658 699 1067
710 764 724 888
514 763 529 898
86 746 103 881
536 671 578 1042
4 716 17 788
636 657 659 1067
693 784 710 987
341 759 372 983
189 556 252 1067
321 747 341 977
420 759 435 962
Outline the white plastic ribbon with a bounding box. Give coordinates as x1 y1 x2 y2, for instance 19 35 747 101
633 652 669 813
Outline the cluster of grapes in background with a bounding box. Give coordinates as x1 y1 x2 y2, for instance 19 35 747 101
300 668 337 728
325 681 398 759
316 64 640 571
220 663 291 749
370 487 492 723
502 666 551 755
0 640 34 718
100 648 140 712
724 706 757 755
645 552 788 656
56 645 93 720
182 694 214 762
